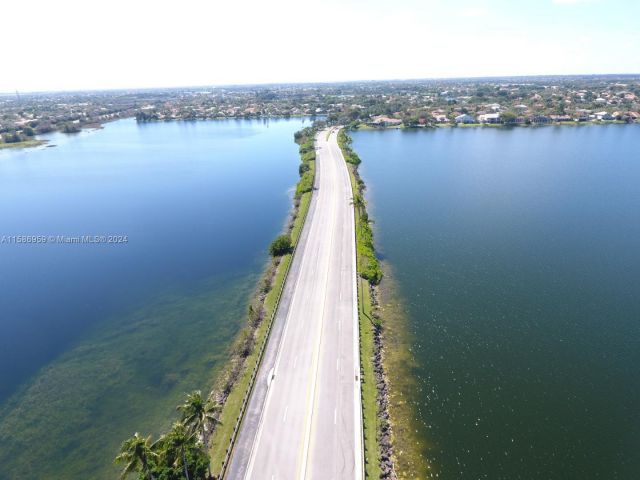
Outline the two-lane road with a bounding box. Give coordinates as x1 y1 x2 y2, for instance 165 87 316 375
226 128 363 480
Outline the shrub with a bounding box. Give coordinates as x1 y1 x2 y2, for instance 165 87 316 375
269 235 293 257
2 132 22 143
295 171 314 197
301 150 316 163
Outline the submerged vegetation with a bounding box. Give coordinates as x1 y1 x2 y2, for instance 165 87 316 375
112 125 318 479
207 125 318 477
0 279 249 480
114 390 221 479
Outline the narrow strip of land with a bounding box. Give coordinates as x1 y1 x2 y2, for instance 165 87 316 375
226 128 363 480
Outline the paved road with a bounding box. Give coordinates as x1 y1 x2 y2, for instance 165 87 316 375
226 128 363 480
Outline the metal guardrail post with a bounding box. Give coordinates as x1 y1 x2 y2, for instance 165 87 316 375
219 142 316 479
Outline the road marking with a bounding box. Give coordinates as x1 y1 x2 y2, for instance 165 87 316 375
242 145 323 480
299 131 339 480
342 127 365 480
236 128 363 480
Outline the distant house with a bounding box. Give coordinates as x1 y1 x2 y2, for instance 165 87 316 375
530 115 550 124
594 111 613 120
575 109 591 122
549 114 572 122
432 114 449 123
478 113 501 124
369 115 402 127
454 113 475 124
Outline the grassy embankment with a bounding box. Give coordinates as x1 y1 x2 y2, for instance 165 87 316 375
208 126 317 477
337 128 385 479
0 139 46 149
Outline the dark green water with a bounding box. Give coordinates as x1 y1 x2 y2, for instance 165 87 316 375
352 125 640 480
0 117 308 478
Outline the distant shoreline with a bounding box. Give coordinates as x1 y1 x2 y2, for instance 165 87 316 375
0 139 47 150
355 119 635 131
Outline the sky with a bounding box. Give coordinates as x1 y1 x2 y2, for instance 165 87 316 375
2 0 639 92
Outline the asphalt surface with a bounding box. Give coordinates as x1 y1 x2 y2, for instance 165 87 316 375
226 128 363 480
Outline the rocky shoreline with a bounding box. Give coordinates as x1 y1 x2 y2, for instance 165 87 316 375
370 282 398 479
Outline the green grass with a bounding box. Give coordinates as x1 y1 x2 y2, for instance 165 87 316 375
208 139 316 478
0 139 46 149
208 269 285 474
343 146 382 479
358 265 382 479
290 188 312 244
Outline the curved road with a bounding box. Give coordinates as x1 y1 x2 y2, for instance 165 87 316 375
226 128 363 480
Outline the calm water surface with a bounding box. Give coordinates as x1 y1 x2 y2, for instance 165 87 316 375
352 125 640 480
0 117 307 478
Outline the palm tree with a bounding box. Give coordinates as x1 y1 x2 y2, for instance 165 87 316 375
177 390 221 477
177 391 222 450
165 422 192 480
115 433 157 480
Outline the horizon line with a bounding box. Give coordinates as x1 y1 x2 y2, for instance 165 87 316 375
2 72 640 96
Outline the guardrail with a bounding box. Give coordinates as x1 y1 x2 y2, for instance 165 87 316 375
219 150 316 479
344 133 368 480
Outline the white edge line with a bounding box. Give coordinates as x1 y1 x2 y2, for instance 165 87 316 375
242 135 321 480
340 126 365 480
299 129 338 479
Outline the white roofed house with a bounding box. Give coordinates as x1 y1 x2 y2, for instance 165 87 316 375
594 111 614 120
454 113 475 124
478 112 501 124
368 115 402 127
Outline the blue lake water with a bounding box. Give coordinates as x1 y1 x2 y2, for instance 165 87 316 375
352 125 640 480
0 117 308 478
